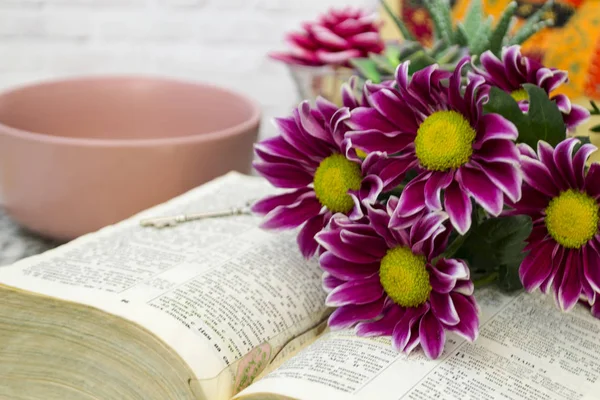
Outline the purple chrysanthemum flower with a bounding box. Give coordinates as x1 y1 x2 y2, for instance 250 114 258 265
347 58 521 235
269 7 385 67
475 45 590 130
253 98 409 258
509 138 600 315
316 202 479 359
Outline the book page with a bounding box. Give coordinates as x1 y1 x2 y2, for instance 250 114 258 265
0 172 328 386
237 288 600 400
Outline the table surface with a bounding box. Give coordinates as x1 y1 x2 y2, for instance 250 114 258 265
0 212 60 267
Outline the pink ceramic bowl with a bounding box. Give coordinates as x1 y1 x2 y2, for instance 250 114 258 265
0 76 261 240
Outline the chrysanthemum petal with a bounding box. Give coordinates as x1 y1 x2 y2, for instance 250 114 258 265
553 138 578 188
446 293 479 342
557 250 582 312
553 94 571 114
347 107 397 132
518 143 537 159
340 229 388 258
592 301 600 319
366 155 417 192
356 303 403 337
424 171 454 211
573 144 597 189
346 129 415 154
261 193 322 230
419 310 446 359
453 280 474 296
536 140 570 191
319 252 379 280
316 230 382 263
476 139 520 164
435 258 470 281
519 240 555 292
253 161 314 189
323 273 344 292
297 213 327 258
367 88 419 132
476 114 518 144
392 304 428 352
584 244 600 293
444 181 472 235
274 116 329 161
325 275 384 306
328 297 385 330
255 136 309 165
393 173 429 218
564 104 590 130
354 174 384 205
540 69 568 93
410 211 448 253
457 166 503 216
299 101 335 145
476 161 522 203
251 188 313 215
520 157 559 198
585 163 600 199
430 291 459 326
479 50 513 91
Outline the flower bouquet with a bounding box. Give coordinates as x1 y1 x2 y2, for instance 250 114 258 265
257 1 598 360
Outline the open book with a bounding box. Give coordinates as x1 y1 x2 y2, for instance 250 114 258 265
1 172 599 400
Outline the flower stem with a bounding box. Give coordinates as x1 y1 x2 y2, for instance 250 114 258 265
473 272 499 288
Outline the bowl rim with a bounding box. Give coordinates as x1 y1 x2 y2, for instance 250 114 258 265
0 74 262 148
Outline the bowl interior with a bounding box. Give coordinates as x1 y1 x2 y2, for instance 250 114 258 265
0 77 256 140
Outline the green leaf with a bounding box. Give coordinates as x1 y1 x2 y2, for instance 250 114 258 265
435 45 463 65
378 0 415 41
423 0 453 43
384 44 402 65
462 0 483 38
590 100 600 115
455 24 469 47
484 87 537 147
510 0 554 45
406 50 437 74
523 84 566 147
369 54 397 74
489 1 517 56
455 215 532 292
497 255 525 292
592 125 600 133
349 58 382 83
468 16 492 56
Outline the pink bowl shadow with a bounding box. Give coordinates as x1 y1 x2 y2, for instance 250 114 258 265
0 76 261 240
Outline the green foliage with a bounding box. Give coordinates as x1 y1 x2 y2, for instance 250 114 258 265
350 58 382 83
462 0 483 38
378 0 415 41
484 85 566 148
454 215 533 292
489 2 518 56
589 101 600 134
509 0 555 45
353 0 554 83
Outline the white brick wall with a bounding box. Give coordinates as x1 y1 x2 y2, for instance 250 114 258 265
0 0 377 140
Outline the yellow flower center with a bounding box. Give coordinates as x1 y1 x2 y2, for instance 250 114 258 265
355 148 367 159
313 154 362 213
545 190 600 249
414 111 477 171
510 89 529 102
379 247 431 308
